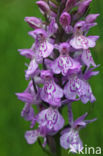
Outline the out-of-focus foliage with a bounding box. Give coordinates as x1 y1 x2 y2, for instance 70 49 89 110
0 0 103 156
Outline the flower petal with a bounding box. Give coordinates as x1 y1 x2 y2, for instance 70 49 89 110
25 59 38 80
25 130 39 144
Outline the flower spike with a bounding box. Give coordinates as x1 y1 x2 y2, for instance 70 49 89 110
16 0 99 154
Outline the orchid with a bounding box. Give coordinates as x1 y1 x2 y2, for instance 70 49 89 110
16 0 99 155
60 103 96 153
51 43 81 76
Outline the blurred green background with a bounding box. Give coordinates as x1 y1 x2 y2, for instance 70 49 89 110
0 0 103 156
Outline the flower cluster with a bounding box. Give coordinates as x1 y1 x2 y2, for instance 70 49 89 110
16 0 99 154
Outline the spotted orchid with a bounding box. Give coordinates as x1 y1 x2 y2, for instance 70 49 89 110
51 43 81 76
40 70 63 107
64 74 96 104
16 0 99 155
60 103 96 153
70 21 99 50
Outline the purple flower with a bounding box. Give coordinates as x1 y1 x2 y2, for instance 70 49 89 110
17 0 99 152
25 107 64 145
60 128 83 152
16 81 41 122
70 21 99 50
51 43 81 76
29 29 54 62
25 128 48 147
37 107 64 133
18 49 39 80
60 103 96 153
64 75 96 104
40 70 63 107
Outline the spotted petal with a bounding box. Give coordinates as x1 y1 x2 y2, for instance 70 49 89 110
25 59 38 80
70 35 97 50
25 130 39 144
81 49 96 67
41 80 63 107
38 41 54 58
60 129 83 152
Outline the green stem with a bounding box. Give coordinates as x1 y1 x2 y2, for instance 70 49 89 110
54 133 61 156
47 134 62 156
38 139 53 156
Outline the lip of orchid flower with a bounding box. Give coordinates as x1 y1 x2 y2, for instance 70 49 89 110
25 130 41 144
60 128 83 152
37 107 65 132
40 70 63 107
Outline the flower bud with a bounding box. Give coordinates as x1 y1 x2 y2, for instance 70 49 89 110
24 17 42 29
60 12 71 27
65 0 75 11
49 1 57 8
36 1 50 14
78 0 92 15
